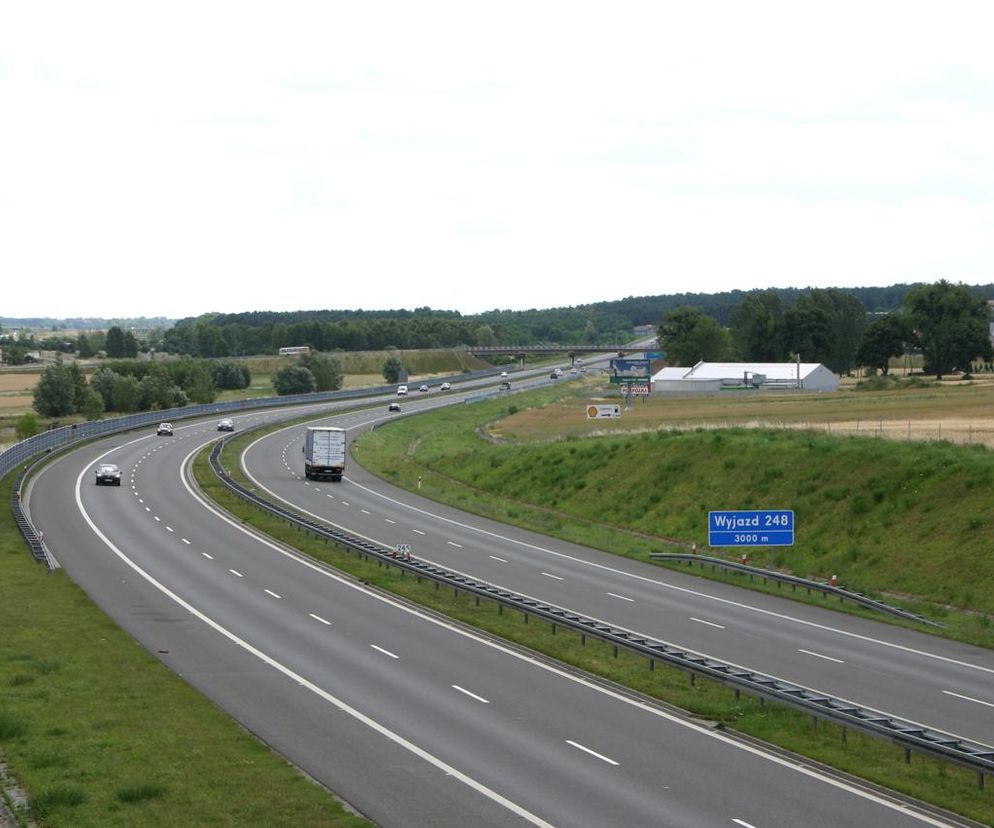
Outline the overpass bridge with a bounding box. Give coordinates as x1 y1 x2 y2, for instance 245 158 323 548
466 343 658 368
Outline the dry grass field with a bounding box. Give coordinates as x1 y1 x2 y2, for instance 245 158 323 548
496 373 994 449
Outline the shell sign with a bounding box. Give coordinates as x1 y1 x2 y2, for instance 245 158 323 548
586 404 621 419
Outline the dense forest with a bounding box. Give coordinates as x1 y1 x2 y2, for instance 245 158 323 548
5 283 994 369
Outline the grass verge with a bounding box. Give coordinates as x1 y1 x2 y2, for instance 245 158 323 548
0 468 370 828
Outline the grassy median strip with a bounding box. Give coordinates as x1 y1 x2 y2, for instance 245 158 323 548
0 470 371 828
200 431 994 824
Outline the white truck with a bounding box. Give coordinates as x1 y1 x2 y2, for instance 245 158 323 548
303 426 346 481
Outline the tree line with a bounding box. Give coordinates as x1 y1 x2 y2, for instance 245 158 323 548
658 281 993 378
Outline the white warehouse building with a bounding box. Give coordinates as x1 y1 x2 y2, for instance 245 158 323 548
652 361 839 394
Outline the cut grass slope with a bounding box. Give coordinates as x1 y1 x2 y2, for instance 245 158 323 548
356 390 994 634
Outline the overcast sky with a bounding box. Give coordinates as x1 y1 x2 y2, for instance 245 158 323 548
2 2 993 321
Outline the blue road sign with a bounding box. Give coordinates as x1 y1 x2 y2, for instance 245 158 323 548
708 510 794 547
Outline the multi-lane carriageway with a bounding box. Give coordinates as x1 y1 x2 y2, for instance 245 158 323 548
27 390 989 827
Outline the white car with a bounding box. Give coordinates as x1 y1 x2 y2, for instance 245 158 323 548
419 384 429 392
157 423 174 436
217 418 235 432
397 385 408 396
500 371 508 378
440 382 451 391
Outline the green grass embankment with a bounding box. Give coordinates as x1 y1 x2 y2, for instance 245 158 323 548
0 469 369 828
353 387 994 644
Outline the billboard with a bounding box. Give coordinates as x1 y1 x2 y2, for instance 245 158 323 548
609 358 651 384
586 404 621 419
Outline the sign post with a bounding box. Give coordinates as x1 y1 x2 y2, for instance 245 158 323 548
707 510 794 548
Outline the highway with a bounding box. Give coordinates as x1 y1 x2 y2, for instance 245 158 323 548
241 395 994 751
24 390 975 827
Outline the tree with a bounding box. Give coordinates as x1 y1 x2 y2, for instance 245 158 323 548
76 332 94 358
122 330 139 358
105 326 126 358
15 411 41 439
730 292 786 361
657 306 730 366
299 352 343 392
382 355 404 383
79 388 106 421
856 314 909 375
272 364 316 395
32 360 77 417
905 280 992 379
182 361 216 404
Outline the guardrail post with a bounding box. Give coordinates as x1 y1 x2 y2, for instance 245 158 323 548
904 748 911 764
979 772 985 790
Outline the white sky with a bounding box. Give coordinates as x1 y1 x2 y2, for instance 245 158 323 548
2 2 994 320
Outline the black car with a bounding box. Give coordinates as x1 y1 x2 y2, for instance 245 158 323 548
499 380 511 391
94 463 122 486
217 418 235 432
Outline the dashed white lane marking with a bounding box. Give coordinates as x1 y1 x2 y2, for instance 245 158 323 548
385 518 396 524
453 685 490 704
341 501 350 506
942 690 994 709
447 541 463 548
566 740 619 766
690 617 726 629
362 509 371 515
412 529 426 535
166 526 174 532
229 569 243 578
733 819 759 828
265 589 282 599
182 538 191 545
202 553 213 560
154 516 161 522
309 613 331 625
606 592 634 602
371 644 398 659
541 572 564 581
490 555 508 563
798 649 845 664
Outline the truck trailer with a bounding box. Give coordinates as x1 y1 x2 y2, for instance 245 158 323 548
303 426 346 481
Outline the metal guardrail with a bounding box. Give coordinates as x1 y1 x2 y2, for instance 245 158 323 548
649 553 943 628
208 438 993 784
12 463 57 570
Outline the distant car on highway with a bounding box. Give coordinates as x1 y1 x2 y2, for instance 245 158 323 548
419 384 429 392
550 371 558 379
217 418 235 432
94 463 121 486
499 380 511 391
388 402 401 412
440 382 451 391
397 385 408 396
500 371 508 378
157 423 174 436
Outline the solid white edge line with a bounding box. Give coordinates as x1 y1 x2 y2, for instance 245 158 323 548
74 448 556 828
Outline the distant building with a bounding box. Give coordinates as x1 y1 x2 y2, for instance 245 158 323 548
652 361 839 393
